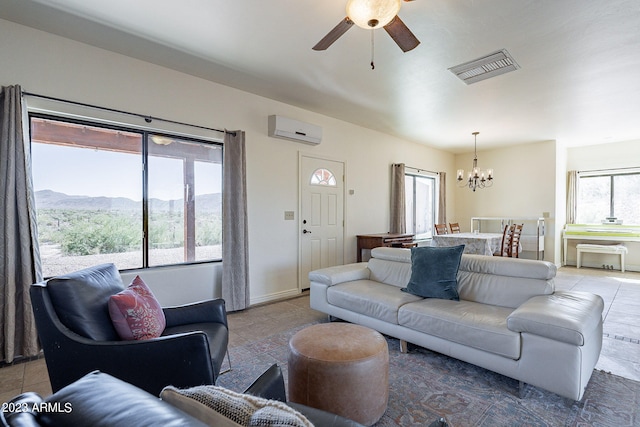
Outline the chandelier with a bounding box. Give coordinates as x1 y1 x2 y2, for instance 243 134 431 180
457 132 493 192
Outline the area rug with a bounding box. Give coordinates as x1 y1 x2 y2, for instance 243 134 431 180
217 321 640 427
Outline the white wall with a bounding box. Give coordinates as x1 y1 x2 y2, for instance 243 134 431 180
567 139 640 171
0 19 454 305
553 143 568 266
453 140 558 262
564 139 640 271
120 263 220 307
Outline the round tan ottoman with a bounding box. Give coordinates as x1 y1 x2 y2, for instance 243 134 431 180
288 323 389 426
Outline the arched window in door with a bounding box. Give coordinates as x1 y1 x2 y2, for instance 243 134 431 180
310 168 337 186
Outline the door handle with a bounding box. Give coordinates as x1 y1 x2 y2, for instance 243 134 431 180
303 229 312 234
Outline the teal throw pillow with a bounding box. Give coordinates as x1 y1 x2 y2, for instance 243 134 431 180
402 245 464 300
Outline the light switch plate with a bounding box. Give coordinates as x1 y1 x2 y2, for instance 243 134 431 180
284 211 295 220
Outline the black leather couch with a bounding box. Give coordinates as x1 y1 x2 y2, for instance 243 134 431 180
1 367 364 427
30 263 229 396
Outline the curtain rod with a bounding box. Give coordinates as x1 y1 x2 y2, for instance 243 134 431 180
401 164 439 175
578 166 640 174
22 91 235 136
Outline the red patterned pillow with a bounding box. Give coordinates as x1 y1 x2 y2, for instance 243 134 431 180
108 276 166 340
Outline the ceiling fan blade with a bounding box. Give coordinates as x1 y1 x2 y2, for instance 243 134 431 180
312 17 354 51
383 15 420 52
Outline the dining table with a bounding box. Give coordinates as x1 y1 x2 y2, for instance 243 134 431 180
431 232 504 256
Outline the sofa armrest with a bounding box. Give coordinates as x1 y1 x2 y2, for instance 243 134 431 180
90 332 217 393
507 291 604 345
36 371 208 427
1 392 43 427
288 403 365 427
309 263 370 286
45 330 216 396
243 364 287 402
163 299 228 328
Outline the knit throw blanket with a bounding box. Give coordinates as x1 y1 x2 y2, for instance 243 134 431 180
162 385 314 427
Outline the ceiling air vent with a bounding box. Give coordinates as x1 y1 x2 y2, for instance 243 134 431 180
448 49 520 85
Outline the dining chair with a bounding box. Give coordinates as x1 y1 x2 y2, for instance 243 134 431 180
497 225 512 256
449 223 461 233
497 224 523 257
510 224 524 257
434 224 448 235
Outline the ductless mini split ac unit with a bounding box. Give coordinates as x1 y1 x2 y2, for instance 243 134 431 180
268 115 323 145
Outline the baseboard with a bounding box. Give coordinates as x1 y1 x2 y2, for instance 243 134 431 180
250 288 301 306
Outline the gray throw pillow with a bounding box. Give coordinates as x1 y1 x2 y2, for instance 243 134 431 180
402 245 464 300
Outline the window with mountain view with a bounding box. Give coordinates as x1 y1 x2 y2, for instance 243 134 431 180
30 116 223 277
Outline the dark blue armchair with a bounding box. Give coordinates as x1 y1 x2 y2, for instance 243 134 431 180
30 263 229 396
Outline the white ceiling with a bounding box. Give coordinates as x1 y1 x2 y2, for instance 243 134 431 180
2 0 640 153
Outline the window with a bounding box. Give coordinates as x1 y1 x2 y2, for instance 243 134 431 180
310 168 337 186
404 173 437 239
577 171 640 224
30 116 223 277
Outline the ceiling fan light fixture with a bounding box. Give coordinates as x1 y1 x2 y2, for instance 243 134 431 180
346 0 401 29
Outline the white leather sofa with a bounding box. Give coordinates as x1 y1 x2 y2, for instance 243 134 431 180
309 247 604 401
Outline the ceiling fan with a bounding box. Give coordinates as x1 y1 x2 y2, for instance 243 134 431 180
313 0 420 53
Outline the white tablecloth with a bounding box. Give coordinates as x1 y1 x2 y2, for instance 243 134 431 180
431 233 503 256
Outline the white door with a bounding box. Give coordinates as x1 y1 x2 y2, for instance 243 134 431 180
299 155 345 289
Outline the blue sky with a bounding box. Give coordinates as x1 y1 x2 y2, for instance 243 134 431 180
31 143 221 201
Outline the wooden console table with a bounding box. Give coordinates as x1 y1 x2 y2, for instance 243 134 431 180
356 233 415 262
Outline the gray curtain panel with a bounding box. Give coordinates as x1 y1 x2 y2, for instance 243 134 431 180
438 172 446 225
222 130 250 312
390 163 406 234
0 85 42 363
566 170 578 224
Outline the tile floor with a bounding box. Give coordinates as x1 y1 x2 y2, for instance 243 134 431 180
1 266 638 405
555 267 640 381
